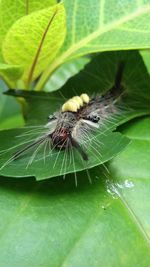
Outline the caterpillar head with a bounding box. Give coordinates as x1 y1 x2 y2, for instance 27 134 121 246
50 112 76 147
49 111 88 160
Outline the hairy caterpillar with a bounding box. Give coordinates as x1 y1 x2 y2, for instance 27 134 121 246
0 62 125 182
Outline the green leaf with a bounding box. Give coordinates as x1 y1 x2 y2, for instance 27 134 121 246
44 56 90 92
0 126 129 180
140 50 150 74
109 116 150 240
2 3 66 86
22 0 57 13
0 0 56 60
0 114 24 130
0 80 24 129
0 0 57 85
0 63 23 87
0 2 150 264
35 0 150 90
0 127 149 267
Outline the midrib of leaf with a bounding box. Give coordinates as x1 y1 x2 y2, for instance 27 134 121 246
99 0 105 28
71 1 78 45
117 26 150 34
0 179 149 262
115 186 150 246
25 0 29 14
35 5 150 91
26 7 58 87
59 185 150 266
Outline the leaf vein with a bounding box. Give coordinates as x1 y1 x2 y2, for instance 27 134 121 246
27 7 58 87
35 5 150 90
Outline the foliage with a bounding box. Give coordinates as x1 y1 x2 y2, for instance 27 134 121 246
0 0 150 266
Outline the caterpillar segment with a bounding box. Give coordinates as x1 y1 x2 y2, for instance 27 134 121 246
62 93 90 113
80 93 90 104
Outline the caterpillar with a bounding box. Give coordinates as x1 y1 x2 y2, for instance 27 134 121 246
0 62 125 178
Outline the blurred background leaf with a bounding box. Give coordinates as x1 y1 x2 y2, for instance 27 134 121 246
0 80 24 129
0 63 23 87
44 56 90 92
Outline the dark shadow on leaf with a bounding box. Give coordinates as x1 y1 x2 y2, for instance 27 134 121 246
0 167 106 197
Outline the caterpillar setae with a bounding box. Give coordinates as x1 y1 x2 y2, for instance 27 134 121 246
0 62 125 181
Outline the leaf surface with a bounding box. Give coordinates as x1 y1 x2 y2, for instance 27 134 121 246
0 0 57 85
0 80 24 129
141 50 150 74
36 0 150 89
0 0 56 60
0 127 129 180
0 116 150 267
0 63 23 87
2 4 66 85
109 116 150 239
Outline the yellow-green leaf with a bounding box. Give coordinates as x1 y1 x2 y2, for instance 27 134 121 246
2 3 66 86
0 63 23 87
0 0 57 60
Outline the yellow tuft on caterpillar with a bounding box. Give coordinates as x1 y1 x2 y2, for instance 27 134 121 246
62 93 90 112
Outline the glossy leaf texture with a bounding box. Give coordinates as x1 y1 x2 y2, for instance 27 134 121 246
0 116 149 266
109 116 150 240
0 50 150 180
36 0 150 90
2 3 66 86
